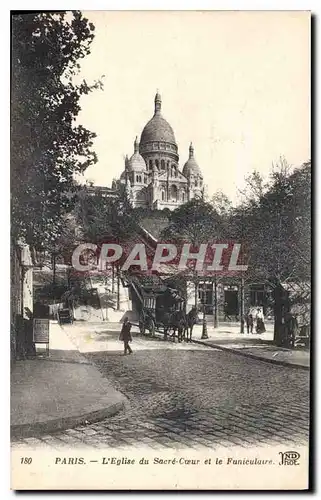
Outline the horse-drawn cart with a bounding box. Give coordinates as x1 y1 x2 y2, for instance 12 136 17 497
124 273 198 341
127 274 185 338
138 287 186 338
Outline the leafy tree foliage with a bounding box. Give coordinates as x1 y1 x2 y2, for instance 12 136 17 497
11 11 101 248
160 198 223 303
158 161 310 343
233 159 311 285
77 190 139 244
161 198 221 245
231 159 311 344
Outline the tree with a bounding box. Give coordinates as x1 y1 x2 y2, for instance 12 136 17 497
210 191 233 217
210 191 233 239
11 12 102 249
231 159 311 345
162 198 221 245
76 190 141 310
77 190 139 244
239 170 269 205
161 198 222 308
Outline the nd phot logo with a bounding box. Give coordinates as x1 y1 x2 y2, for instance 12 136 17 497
279 451 300 466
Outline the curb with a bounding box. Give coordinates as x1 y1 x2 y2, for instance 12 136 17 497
192 339 310 370
11 322 127 440
11 400 125 440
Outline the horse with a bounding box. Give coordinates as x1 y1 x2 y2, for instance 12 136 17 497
162 310 172 341
171 309 187 343
185 307 198 342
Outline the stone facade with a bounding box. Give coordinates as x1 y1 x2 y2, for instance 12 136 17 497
113 92 205 210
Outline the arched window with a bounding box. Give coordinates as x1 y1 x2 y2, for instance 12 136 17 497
161 159 165 170
182 190 185 202
149 160 153 170
170 185 178 201
161 190 165 201
195 179 198 187
167 161 170 169
155 159 159 169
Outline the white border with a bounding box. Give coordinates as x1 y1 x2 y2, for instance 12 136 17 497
2 2 318 498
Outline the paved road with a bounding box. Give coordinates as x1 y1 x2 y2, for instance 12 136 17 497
12 333 310 450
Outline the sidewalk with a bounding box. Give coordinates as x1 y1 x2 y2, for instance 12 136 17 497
11 321 126 439
61 319 310 370
192 323 310 370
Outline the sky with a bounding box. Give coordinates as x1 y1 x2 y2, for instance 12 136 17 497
75 10 310 203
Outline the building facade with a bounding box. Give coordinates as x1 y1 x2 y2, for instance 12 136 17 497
11 242 34 361
112 92 205 210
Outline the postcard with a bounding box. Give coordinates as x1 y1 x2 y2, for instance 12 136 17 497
11 10 311 490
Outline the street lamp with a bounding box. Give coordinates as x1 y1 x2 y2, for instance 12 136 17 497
201 292 209 340
213 276 218 329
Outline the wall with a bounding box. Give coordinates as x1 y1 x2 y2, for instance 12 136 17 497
10 243 34 361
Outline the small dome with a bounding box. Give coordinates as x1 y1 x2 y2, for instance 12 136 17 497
140 92 177 146
183 143 201 176
128 137 147 172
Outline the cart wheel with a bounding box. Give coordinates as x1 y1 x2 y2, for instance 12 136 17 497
149 320 156 337
139 320 145 335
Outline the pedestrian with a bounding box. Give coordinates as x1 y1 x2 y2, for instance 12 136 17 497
285 312 298 348
256 308 266 334
120 316 133 355
245 309 254 334
224 302 231 321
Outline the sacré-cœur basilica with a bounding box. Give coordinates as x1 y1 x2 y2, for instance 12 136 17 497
111 91 205 210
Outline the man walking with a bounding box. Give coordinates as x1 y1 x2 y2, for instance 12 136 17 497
245 309 254 334
120 316 133 355
224 302 231 321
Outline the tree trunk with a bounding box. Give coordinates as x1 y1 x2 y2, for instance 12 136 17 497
240 276 245 333
52 253 56 303
194 274 199 307
116 266 120 311
112 264 115 294
273 282 289 346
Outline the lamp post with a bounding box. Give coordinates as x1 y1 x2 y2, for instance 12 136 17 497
51 249 59 304
201 287 209 339
213 276 218 328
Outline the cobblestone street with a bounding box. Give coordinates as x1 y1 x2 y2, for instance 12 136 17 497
12 332 310 450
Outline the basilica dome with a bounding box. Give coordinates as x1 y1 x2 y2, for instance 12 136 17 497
183 143 201 176
140 93 177 148
128 137 146 171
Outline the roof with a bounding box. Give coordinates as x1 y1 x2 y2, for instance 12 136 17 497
140 92 177 146
139 216 170 240
140 114 176 145
128 151 147 172
182 143 202 176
